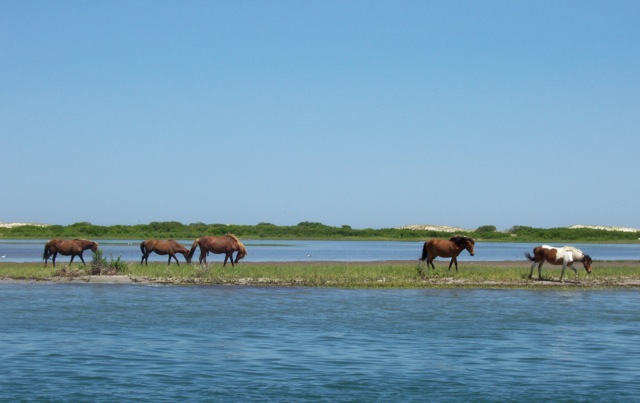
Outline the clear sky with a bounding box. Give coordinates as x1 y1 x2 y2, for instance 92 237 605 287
2 1 639 230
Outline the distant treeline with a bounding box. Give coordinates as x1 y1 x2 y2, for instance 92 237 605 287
1 221 639 243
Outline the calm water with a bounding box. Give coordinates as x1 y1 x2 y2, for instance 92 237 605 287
1 284 639 401
1 239 640 263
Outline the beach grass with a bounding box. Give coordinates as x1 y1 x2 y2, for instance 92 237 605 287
1 260 639 288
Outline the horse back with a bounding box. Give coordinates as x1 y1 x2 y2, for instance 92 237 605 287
534 246 564 265
53 239 81 255
426 238 458 257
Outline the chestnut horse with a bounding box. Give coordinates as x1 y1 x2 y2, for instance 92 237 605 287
525 245 592 282
188 234 247 267
419 236 475 271
43 238 99 267
140 239 191 266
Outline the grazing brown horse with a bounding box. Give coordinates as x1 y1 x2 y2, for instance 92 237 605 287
419 236 475 271
140 239 191 266
188 234 247 267
525 245 592 282
43 238 99 267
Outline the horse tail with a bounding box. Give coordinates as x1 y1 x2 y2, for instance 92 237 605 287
140 241 147 255
188 238 200 260
524 251 535 262
419 242 428 261
43 242 50 260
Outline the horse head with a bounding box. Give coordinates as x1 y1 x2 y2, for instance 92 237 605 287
235 243 247 262
451 236 475 256
90 241 99 252
464 238 475 256
582 254 593 274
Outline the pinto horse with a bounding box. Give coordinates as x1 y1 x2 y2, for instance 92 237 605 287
43 238 99 267
525 245 592 282
419 236 475 271
188 233 247 267
140 239 191 266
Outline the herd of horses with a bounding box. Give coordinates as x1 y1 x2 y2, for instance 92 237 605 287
44 234 248 269
42 235 593 282
138 235 248 267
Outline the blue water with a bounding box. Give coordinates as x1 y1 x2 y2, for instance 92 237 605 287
1 239 640 263
1 284 639 401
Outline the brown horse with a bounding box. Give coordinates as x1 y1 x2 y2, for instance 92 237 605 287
525 245 592 282
140 239 191 266
188 234 247 267
43 238 99 267
419 236 475 271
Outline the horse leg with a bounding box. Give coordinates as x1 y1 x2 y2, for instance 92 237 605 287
448 258 457 271
426 257 434 270
528 262 537 279
560 263 567 282
570 264 578 280
199 251 206 265
52 252 58 267
79 254 86 266
538 262 544 280
69 255 75 265
223 254 229 267
171 254 180 266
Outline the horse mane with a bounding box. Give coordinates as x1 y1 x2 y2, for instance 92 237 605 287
449 236 475 245
225 233 247 259
563 246 587 259
73 238 93 244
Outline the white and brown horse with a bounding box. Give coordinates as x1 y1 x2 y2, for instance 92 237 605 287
43 238 99 267
140 239 191 266
188 234 247 267
525 245 592 282
419 236 475 271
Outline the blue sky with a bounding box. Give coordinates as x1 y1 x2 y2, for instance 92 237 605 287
2 1 639 230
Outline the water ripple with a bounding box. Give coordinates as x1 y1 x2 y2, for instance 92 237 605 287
1 285 640 401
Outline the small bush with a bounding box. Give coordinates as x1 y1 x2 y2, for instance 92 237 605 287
90 250 128 275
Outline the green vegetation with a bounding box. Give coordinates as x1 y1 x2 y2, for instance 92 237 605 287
1 221 639 243
89 250 129 275
1 261 639 289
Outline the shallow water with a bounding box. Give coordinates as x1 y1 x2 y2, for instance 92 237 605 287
1 284 639 401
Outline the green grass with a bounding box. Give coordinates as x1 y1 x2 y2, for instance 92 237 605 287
2 261 639 288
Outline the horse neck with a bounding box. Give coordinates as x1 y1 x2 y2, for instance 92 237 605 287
451 242 465 254
78 240 93 249
564 247 583 260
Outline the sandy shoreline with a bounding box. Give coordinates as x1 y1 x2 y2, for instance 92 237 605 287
2 260 639 288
